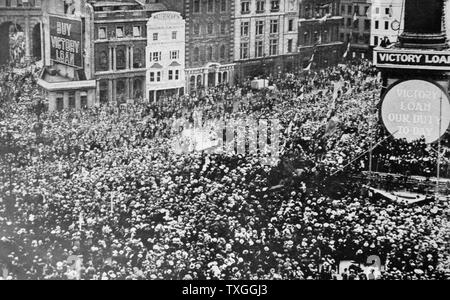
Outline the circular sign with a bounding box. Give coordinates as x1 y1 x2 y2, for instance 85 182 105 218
391 20 401 31
381 80 450 144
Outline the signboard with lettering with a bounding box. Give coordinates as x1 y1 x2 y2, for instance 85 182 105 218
381 80 450 144
374 49 450 71
49 15 83 68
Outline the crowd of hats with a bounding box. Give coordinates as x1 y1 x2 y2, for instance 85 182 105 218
0 60 449 280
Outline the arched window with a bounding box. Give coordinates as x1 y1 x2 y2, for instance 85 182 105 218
220 45 226 60
116 80 126 102
133 48 143 68
196 75 202 88
193 47 199 62
134 78 143 99
190 76 196 90
223 71 228 83
116 48 126 70
207 46 213 61
99 51 108 70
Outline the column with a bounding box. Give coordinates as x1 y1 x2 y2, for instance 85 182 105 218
126 78 130 101
75 91 81 110
129 78 134 100
112 79 117 103
63 92 69 110
112 47 117 71
96 80 100 104
125 46 130 70
204 70 208 88
130 46 134 69
109 47 113 71
108 80 113 103
40 22 44 63
24 16 31 59
215 71 219 87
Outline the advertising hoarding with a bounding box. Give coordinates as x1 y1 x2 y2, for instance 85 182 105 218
49 15 83 68
381 80 450 144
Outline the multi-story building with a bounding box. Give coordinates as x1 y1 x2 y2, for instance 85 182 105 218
0 0 43 65
370 0 403 48
38 0 168 111
233 0 300 78
340 0 371 58
182 0 236 93
146 11 186 102
298 0 343 69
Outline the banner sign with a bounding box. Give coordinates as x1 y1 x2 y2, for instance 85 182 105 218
49 15 83 68
374 49 450 71
381 80 450 144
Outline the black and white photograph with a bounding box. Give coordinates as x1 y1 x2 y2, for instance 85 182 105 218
0 0 449 285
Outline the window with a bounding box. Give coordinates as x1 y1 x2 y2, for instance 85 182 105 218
221 0 227 12
271 0 280 12
175 70 180 80
116 48 126 70
69 92 76 109
287 39 293 53
241 1 250 14
207 46 213 61
207 23 214 35
172 31 177 40
288 19 294 32
133 26 141 37
385 7 390 15
153 33 158 41
375 20 379 29
353 19 359 29
255 40 264 57
220 45 226 59
133 48 143 68
170 50 179 60
193 24 200 35
98 51 108 71
193 0 200 13
256 20 264 36
116 26 124 38
375 7 380 14
193 47 200 62
385 21 389 30
169 70 173 80
270 20 279 34
364 20 371 31
99 27 107 39
157 72 161 82
269 38 278 55
256 0 265 13
347 5 352 15
150 72 155 82
240 42 249 59
241 21 249 37
374 36 379 46
220 22 227 35
152 52 161 62
207 0 214 13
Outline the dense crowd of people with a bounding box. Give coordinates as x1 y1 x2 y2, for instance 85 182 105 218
0 58 449 280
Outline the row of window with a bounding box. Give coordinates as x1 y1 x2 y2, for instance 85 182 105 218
343 18 371 30
2 0 38 7
374 20 392 31
241 0 280 14
150 50 180 62
192 0 228 13
341 4 371 16
239 38 281 59
149 70 181 82
98 25 143 39
240 19 296 36
192 22 228 36
192 45 228 62
99 27 179 41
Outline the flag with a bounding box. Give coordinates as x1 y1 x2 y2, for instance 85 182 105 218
342 42 351 59
303 50 315 71
353 12 358 22
318 14 328 24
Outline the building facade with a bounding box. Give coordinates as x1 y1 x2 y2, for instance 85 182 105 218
38 0 169 111
184 0 236 93
0 0 43 65
370 0 403 48
146 11 186 102
233 0 301 78
340 0 371 58
298 0 343 69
